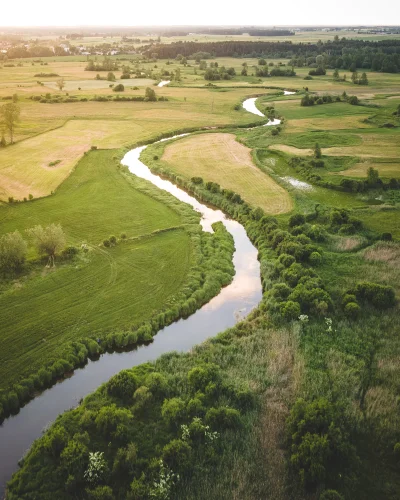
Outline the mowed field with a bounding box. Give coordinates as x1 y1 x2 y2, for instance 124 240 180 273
0 149 194 390
159 132 293 214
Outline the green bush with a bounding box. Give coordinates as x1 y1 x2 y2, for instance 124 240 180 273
280 300 301 320
113 84 124 92
162 439 192 470
344 302 360 319
205 407 241 429
309 251 322 265
289 214 306 227
107 370 139 402
355 282 396 309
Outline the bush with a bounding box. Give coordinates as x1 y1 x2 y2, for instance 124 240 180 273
161 397 186 426
162 439 191 470
289 213 306 227
107 370 139 402
309 251 322 265
188 364 219 391
344 302 360 319
205 407 241 429
191 176 203 185
355 282 396 309
109 235 117 246
381 232 393 241
103 239 111 248
113 84 124 92
280 300 301 320
278 253 296 268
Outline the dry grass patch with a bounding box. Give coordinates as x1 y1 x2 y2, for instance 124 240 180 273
333 235 368 252
363 242 400 266
162 133 293 214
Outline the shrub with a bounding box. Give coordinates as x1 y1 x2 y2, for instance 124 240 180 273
161 397 186 426
381 233 393 241
103 239 111 248
355 282 396 309
278 253 296 268
289 213 306 227
109 235 117 246
280 300 301 320
188 364 220 391
344 302 360 319
0 230 27 273
270 282 291 300
205 407 241 429
113 84 124 92
162 439 191 470
107 370 139 402
309 252 322 265
62 245 79 258
191 176 203 185
287 398 358 489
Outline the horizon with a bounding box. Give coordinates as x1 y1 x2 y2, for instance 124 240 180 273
1 0 399 28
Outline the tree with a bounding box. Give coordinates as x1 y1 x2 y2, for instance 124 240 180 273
145 87 157 101
333 68 339 80
107 72 116 82
351 71 359 84
27 224 66 267
314 143 322 159
0 133 6 147
359 72 368 85
0 102 20 144
56 77 65 91
367 166 379 186
0 231 27 273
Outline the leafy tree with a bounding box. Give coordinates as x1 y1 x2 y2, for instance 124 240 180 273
106 72 116 81
367 167 379 186
314 143 322 159
162 439 192 470
258 58 267 65
0 230 27 273
0 102 20 144
0 133 6 147
56 77 65 91
333 68 339 80
27 223 66 267
145 87 157 101
359 72 368 85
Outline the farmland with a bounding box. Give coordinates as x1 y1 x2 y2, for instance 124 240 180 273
1 32 400 500
150 132 292 214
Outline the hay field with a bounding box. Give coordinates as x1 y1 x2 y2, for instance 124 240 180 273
161 132 293 214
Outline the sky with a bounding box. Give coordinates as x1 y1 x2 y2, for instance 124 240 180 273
1 0 399 27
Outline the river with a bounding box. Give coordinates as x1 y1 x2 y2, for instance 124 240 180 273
0 95 277 494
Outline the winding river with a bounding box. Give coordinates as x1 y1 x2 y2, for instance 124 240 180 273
0 96 278 494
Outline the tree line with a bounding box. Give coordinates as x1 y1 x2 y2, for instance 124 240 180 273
142 39 400 73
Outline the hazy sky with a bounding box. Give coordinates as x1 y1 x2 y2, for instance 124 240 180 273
1 0 399 27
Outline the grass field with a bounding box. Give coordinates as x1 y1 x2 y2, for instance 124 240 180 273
0 149 197 390
157 132 293 214
0 88 266 200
